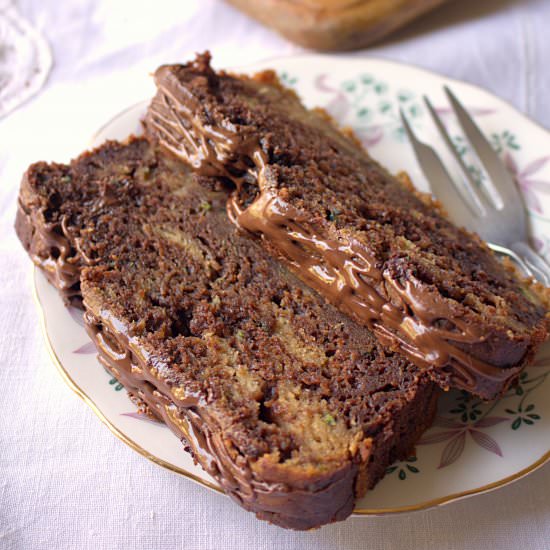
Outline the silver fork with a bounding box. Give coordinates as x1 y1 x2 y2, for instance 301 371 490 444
400 87 550 286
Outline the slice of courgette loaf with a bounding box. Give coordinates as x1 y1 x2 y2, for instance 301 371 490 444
145 53 549 400
16 137 438 530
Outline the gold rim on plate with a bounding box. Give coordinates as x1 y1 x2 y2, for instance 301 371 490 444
33 267 550 515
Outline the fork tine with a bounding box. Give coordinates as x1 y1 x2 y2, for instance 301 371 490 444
423 95 489 216
444 86 522 211
399 109 481 232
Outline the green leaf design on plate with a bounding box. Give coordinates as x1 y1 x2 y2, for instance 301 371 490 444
334 74 423 143
278 71 298 87
386 456 419 480
506 403 541 430
397 89 413 103
342 80 356 92
109 376 124 391
490 130 521 154
448 395 483 424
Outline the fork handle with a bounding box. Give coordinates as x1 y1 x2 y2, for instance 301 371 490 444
510 241 550 287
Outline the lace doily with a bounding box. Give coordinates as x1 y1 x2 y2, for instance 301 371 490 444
0 2 52 118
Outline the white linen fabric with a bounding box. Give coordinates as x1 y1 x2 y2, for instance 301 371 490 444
1 1 549 548
0 4 52 118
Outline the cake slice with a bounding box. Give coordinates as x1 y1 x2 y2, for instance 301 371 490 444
145 53 549 400
16 137 438 530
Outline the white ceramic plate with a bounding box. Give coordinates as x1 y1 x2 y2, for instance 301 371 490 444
34 54 550 515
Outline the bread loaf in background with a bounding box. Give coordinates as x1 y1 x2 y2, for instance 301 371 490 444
226 0 447 51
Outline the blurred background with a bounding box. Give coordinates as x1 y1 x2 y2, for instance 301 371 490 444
1 0 549 175
3 0 550 121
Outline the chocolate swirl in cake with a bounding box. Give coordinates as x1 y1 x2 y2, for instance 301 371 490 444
145 54 548 399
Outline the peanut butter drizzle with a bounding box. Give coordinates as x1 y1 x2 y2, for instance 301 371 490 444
146 71 521 395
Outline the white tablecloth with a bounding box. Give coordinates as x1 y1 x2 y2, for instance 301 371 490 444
1 1 550 548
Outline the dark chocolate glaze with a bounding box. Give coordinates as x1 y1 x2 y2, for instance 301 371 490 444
145 62 539 398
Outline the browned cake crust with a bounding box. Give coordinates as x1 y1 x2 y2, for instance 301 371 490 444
16 137 438 530
145 53 549 400
226 0 447 51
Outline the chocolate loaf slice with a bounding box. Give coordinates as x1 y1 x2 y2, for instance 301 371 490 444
145 53 549 400
16 137 438 530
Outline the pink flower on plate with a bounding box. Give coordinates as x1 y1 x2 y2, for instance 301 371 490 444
504 153 550 215
121 411 161 424
72 341 96 354
314 74 350 121
418 415 508 468
68 306 85 327
353 125 385 148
